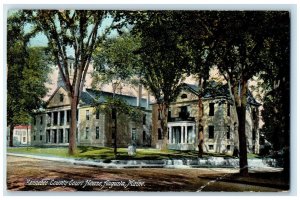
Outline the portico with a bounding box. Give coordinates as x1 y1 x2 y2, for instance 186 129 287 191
168 121 196 150
45 108 73 144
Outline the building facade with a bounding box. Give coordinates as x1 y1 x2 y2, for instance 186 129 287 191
151 83 260 154
31 86 152 148
7 125 31 146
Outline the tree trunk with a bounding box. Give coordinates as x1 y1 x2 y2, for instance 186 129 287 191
114 109 117 157
198 95 204 158
197 76 207 158
9 124 15 147
68 96 77 155
160 103 169 151
237 79 249 176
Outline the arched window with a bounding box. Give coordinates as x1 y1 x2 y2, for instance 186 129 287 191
181 94 187 99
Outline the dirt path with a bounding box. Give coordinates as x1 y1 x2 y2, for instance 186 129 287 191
6 155 287 192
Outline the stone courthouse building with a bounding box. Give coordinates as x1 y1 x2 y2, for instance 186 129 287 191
31 86 152 148
151 82 261 154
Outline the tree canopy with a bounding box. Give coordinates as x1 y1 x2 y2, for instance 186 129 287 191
7 12 50 146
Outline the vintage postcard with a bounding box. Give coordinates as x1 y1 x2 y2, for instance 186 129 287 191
5 6 293 194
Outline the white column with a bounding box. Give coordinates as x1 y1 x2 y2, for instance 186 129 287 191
185 126 188 144
58 111 60 126
193 125 195 144
51 130 53 143
172 128 175 144
181 126 184 144
64 110 67 126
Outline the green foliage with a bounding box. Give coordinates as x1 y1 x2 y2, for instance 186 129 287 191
7 12 50 129
93 33 141 80
126 11 188 104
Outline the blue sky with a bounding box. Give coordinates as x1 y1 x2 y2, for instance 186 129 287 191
15 11 117 56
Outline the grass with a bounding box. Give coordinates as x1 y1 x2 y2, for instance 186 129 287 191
7 146 260 161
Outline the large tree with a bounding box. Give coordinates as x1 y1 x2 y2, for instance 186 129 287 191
258 11 290 178
92 33 143 155
7 12 50 146
25 10 113 155
212 11 289 176
177 11 219 157
128 11 190 150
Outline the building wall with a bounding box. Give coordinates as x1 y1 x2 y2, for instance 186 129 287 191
151 89 259 154
7 127 31 146
78 106 106 146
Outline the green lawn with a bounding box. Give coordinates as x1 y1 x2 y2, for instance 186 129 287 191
7 146 259 160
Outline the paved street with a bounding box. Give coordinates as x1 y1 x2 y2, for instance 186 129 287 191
6 155 288 192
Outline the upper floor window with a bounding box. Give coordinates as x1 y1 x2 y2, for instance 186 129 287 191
227 126 230 139
143 115 146 125
227 103 231 116
85 127 89 139
40 116 43 125
59 94 64 102
96 110 100 119
208 126 214 139
86 110 90 120
209 103 215 116
96 127 100 139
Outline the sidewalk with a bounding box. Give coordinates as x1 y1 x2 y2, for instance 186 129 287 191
7 152 282 171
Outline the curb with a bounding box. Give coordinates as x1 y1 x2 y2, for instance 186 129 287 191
7 153 281 170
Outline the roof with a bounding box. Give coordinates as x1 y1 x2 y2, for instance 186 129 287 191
14 125 31 129
182 81 261 106
80 88 149 108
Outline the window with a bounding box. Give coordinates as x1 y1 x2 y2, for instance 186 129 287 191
60 111 64 125
53 112 58 125
40 116 43 125
227 145 231 151
227 126 230 139
209 145 214 150
181 93 187 99
96 127 100 139
252 129 256 141
179 106 189 119
86 110 90 120
209 103 215 116
33 135 36 141
67 110 71 122
23 137 26 143
227 103 231 116
59 94 64 102
85 127 89 139
96 110 100 119
143 115 146 125
40 135 43 140
208 126 214 139
158 128 162 140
